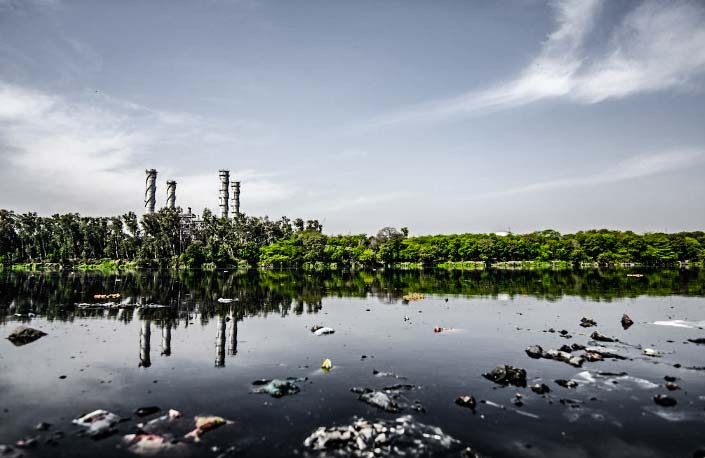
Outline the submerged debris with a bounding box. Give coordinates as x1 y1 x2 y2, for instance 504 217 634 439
6 326 47 346
402 293 425 302
372 369 406 380
482 365 527 387
94 293 121 300
302 415 461 457
580 317 597 328
687 338 705 345
455 395 477 410
73 409 121 438
621 314 634 329
252 378 306 398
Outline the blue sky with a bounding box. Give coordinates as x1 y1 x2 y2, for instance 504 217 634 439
1 0 704 234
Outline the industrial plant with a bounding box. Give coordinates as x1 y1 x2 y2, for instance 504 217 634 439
143 168 242 225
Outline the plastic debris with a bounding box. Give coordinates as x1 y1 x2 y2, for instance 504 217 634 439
184 416 230 442
303 415 461 457
652 320 705 329
321 358 333 371
643 348 661 357
313 327 335 336
217 298 234 304
252 377 306 398
482 365 527 387
359 390 399 412
73 409 121 438
573 371 658 391
122 433 187 456
6 326 47 346
621 314 634 329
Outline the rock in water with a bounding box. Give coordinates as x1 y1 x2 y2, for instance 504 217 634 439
580 317 597 328
653 394 677 407
525 345 545 359
455 396 477 410
590 331 616 342
621 314 634 329
6 326 47 346
358 391 399 412
252 378 306 398
482 365 527 387
134 406 160 417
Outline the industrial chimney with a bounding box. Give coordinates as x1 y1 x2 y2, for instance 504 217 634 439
166 180 176 209
218 170 230 218
231 181 241 216
144 169 157 214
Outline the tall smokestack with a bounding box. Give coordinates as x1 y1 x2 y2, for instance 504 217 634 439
231 181 241 216
166 180 176 209
219 170 230 218
145 169 157 214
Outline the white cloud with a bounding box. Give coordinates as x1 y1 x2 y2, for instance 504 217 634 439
479 149 704 197
368 0 705 127
0 81 292 215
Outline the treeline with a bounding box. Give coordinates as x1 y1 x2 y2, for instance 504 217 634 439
0 208 704 269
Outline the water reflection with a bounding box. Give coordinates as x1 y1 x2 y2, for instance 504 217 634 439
2 269 705 326
139 320 151 368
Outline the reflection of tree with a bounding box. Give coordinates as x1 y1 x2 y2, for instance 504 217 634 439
1 269 705 325
139 320 151 368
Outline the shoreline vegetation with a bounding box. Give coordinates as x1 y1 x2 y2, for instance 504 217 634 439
1 208 704 272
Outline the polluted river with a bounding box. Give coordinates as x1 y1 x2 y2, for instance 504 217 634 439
1 269 704 458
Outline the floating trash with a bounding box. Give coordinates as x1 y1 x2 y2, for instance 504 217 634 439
321 358 333 371
73 409 121 438
184 415 231 442
252 377 306 398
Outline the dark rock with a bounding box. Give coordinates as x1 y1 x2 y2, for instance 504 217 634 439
664 375 677 382
571 343 586 351
580 317 597 328
558 345 573 353
559 330 569 335
525 345 545 359
530 383 550 395
134 406 160 417
665 382 680 391
455 396 476 410
555 379 578 389
653 394 677 407
687 338 705 345
6 326 47 346
590 331 616 342
482 365 527 387
35 422 51 431
621 314 634 329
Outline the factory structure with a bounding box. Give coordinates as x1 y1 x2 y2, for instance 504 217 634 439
143 168 242 225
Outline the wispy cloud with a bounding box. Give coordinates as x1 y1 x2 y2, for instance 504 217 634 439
367 0 705 128
478 150 704 198
0 81 291 215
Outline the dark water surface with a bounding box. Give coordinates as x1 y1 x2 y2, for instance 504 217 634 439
1 269 704 457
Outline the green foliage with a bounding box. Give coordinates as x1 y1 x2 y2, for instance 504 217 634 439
0 208 702 270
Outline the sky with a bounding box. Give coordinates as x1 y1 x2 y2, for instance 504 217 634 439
1 0 705 235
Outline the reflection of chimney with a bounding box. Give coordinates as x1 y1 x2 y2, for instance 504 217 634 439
218 170 230 218
166 180 176 209
161 322 172 356
145 169 157 214
139 320 152 368
228 318 238 356
230 181 241 216
215 316 226 367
